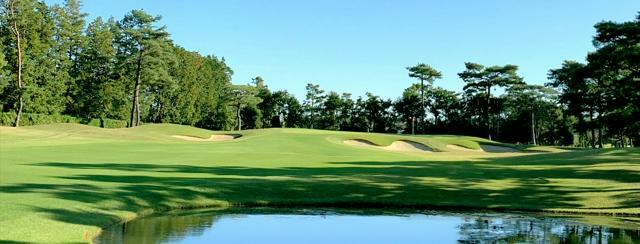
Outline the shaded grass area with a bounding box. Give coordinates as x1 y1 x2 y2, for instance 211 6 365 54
0 124 638 243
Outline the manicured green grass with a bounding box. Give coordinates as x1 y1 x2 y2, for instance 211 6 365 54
0 124 638 243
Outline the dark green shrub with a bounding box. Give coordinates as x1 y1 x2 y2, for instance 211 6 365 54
0 112 127 128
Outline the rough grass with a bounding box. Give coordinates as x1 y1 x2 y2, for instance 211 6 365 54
0 123 638 243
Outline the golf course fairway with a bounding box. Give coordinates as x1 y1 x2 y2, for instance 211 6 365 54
0 123 638 243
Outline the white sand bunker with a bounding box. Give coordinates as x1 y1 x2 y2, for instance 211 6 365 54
446 144 482 152
447 144 520 153
344 139 432 153
172 134 237 142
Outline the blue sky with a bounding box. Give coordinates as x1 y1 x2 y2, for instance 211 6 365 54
47 0 638 99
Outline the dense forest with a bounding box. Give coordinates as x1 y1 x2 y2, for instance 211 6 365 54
1 0 638 147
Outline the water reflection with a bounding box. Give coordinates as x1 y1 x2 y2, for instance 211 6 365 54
98 210 220 244
97 208 640 244
458 216 638 243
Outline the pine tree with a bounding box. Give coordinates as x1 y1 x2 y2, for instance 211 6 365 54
76 17 122 121
2 0 67 125
459 63 523 140
406 63 442 134
115 10 171 127
52 0 87 114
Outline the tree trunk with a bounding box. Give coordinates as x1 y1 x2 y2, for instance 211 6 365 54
577 116 585 147
411 117 415 135
420 78 425 134
9 1 23 127
158 102 164 123
281 108 287 128
597 116 603 148
309 100 314 129
433 112 439 129
129 48 144 127
236 105 242 131
496 113 500 140
486 86 492 140
589 111 596 148
129 104 135 127
531 111 536 145
136 102 141 126
15 95 22 127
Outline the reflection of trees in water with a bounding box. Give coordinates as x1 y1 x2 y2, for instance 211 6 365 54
96 210 640 244
457 215 639 243
96 212 221 244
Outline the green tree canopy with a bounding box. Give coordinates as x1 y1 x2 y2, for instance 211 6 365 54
459 62 523 139
406 63 442 133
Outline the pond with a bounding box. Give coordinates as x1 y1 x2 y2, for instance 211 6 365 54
96 208 640 244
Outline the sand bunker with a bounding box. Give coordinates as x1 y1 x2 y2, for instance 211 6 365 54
344 139 378 147
446 144 482 152
172 134 236 142
344 139 432 153
446 143 520 153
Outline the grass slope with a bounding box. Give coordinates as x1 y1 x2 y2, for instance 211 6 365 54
0 124 638 243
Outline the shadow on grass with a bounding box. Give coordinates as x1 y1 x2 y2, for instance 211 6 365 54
35 207 122 228
1 148 638 231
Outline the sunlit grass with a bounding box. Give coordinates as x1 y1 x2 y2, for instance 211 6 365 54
0 123 638 243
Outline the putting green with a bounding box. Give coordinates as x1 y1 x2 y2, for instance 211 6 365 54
0 124 638 243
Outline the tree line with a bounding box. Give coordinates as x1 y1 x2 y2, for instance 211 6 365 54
1 1 637 147
1 0 234 129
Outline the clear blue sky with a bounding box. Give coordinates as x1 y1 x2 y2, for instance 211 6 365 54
47 0 638 100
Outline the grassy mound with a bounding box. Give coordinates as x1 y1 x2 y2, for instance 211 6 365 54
344 139 433 153
0 123 638 243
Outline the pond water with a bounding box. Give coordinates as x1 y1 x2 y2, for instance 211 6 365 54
96 208 640 244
